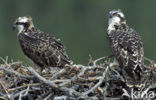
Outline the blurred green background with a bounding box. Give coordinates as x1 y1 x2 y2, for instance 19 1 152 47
0 0 156 65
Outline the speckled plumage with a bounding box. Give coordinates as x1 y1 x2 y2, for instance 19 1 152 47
107 10 144 86
13 17 72 68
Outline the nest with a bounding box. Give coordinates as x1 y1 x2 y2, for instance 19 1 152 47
0 56 156 100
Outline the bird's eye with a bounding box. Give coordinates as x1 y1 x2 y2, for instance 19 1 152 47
113 13 118 16
16 22 20 25
118 14 121 17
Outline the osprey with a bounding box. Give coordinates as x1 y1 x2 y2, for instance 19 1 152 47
13 16 72 69
107 10 144 87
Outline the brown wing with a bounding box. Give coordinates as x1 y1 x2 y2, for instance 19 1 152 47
18 29 72 68
107 28 144 85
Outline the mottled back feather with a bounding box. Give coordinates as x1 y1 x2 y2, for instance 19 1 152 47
107 23 144 86
18 27 72 68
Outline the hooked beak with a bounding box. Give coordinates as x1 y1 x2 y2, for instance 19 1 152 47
12 24 17 30
109 13 113 18
12 20 17 30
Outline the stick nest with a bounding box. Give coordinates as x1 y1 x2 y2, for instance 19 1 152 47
0 56 156 100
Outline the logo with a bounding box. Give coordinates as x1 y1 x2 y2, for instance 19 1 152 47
131 88 155 99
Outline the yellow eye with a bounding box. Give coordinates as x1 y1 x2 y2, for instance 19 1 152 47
113 13 118 16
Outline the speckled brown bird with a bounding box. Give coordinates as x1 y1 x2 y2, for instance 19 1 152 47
107 10 144 87
13 16 72 69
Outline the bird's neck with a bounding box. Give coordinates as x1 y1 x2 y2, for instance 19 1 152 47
108 23 128 33
117 23 129 31
25 27 35 32
28 23 34 30
18 27 35 36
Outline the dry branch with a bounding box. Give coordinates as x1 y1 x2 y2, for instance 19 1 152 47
28 67 81 97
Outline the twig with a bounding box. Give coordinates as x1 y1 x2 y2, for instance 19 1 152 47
110 67 125 82
93 55 113 66
0 97 6 100
49 68 68 80
0 65 34 79
11 89 28 99
7 83 41 92
0 57 9 67
83 66 109 96
144 57 155 65
22 85 30 96
51 79 71 84
0 81 10 100
43 93 54 100
28 67 81 97
18 85 30 100
78 76 102 82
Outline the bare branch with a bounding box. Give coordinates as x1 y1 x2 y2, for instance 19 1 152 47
28 67 81 97
83 66 109 96
0 81 10 100
0 65 34 79
93 55 113 66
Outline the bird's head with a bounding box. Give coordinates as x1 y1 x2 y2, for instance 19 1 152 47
108 10 126 26
12 16 34 33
